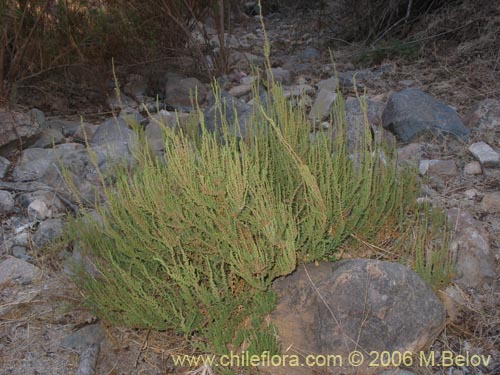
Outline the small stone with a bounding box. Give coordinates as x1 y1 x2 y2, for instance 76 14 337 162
315 76 338 92
308 89 338 120
72 123 98 142
0 190 15 214
419 160 458 177
468 141 500 167
481 192 500 213
12 246 30 261
240 75 257 85
124 73 147 100
0 155 11 178
27 199 50 220
229 84 252 98
32 218 64 248
0 256 41 285
283 84 314 99
463 188 480 200
267 67 292 85
416 196 433 205
61 323 105 351
398 143 424 162
31 128 65 148
464 161 482 175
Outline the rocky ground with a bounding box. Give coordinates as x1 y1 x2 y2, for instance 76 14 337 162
1 6 499 375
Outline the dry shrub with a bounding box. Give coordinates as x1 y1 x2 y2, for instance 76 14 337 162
0 0 238 102
330 0 459 43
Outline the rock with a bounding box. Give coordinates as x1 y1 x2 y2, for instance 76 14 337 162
0 155 10 178
283 84 314 99
382 89 470 142
0 256 41 285
447 208 496 287
31 128 65 148
229 84 253 98
61 323 105 351
32 218 64 248
271 260 445 375
398 143 425 163
463 188 480 200
240 75 257 85
228 51 263 70
12 148 57 182
296 46 321 62
44 118 88 137
30 108 46 128
145 111 194 154
267 67 292 85
464 161 483 175
12 245 30 261
204 92 255 139
308 89 338 120
316 77 338 92
419 160 458 177
72 123 98 142
337 97 391 151
107 93 137 112
0 110 42 156
0 190 15 214
468 142 499 167
164 73 208 108
124 73 147 101
27 199 51 220
464 99 500 137
481 192 500 213
90 117 137 147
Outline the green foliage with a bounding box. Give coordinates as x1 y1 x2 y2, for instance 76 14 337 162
66 76 452 360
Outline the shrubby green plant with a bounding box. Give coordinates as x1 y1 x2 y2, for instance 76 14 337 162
65 74 454 359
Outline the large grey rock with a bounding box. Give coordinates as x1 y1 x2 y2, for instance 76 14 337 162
271 260 445 374
204 92 255 139
382 89 470 142
0 110 42 156
447 208 496 287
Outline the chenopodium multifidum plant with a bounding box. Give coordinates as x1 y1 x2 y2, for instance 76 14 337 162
66 77 448 357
